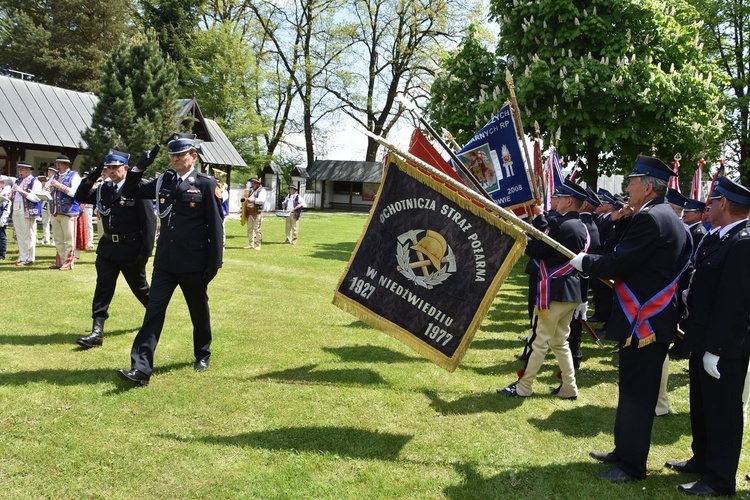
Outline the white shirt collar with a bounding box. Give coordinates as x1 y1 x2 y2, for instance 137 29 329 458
719 219 749 239
180 168 195 182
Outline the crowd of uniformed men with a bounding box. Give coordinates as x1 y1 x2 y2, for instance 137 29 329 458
498 154 750 496
2 145 750 495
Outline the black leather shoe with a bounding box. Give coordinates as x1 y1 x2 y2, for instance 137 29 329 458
76 332 103 348
514 353 529 361
549 385 577 399
194 357 210 372
597 467 637 483
666 460 700 473
590 451 619 463
497 382 524 397
116 368 150 386
678 481 722 496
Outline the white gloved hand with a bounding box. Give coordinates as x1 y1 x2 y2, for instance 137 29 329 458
569 252 586 271
574 302 588 321
702 352 721 379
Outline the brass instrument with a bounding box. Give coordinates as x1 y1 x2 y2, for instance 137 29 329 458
240 188 250 226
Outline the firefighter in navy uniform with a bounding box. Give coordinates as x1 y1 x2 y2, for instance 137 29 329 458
666 177 750 497
570 155 692 483
116 134 224 385
73 150 157 348
669 197 707 360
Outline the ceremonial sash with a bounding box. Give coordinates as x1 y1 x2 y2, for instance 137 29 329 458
615 235 692 347
536 225 590 310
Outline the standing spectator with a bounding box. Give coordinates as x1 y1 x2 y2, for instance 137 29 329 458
73 150 156 349
48 154 81 270
242 178 266 250
116 134 223 385
571 155 692 483
11 161 42 266
282 185 306 244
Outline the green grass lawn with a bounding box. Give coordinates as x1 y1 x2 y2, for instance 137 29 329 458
1 212 748 499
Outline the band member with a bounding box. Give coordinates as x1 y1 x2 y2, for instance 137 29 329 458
241 178 266 250
498 179 590 399
282 184 306 244
72 150 156 348
116 134 223 385
48 154 81 270
11 161 42 266
666 177 750 496
570 155 692 483
40 165 58 245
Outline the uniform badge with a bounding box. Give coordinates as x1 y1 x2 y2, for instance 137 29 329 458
214 186 222 199
188 177 195 184
190 202 196 208
160 198 165 204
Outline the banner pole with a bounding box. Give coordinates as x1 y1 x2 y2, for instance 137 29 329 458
362 128 579 259
395 95 493 200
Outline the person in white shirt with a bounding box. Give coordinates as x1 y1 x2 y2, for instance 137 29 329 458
242 178 266 250
0 175 13 260
48 154 82 270
282 184 306 244
11 161 43 266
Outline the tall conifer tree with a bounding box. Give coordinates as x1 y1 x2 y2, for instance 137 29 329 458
81 36 179 172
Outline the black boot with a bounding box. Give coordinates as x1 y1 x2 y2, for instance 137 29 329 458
77 317 105 348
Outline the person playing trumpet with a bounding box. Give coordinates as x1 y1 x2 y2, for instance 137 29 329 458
242 178 266 250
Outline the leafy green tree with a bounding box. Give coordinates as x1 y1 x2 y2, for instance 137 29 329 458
0 0 134 91
430 0 725 185
248 0 353 168
695 0 750 184
80 36 179 173
333 0 466 162
428 24 508 145
182 22 267 170
136 0 205 85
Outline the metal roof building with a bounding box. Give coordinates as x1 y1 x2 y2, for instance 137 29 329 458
307 160 383 183
0 75 247 176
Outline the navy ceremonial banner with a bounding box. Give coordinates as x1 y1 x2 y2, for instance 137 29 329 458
455 104 535 209
333 156 526 372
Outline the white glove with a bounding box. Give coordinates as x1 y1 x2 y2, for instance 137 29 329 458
574 302 588 320
569 252 586 271
702 352 721 379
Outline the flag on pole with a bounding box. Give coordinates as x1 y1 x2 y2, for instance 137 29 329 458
692 159 705 201
706 158 726 201
544 147 565 211
454 104 535 209
333 155 527 372
669 158 681 191
567 160 581 182
408 129 465 184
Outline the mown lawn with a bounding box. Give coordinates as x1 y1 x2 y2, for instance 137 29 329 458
1 211 748 499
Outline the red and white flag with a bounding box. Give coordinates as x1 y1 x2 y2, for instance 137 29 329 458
692 159 705 200
669 158 681 191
